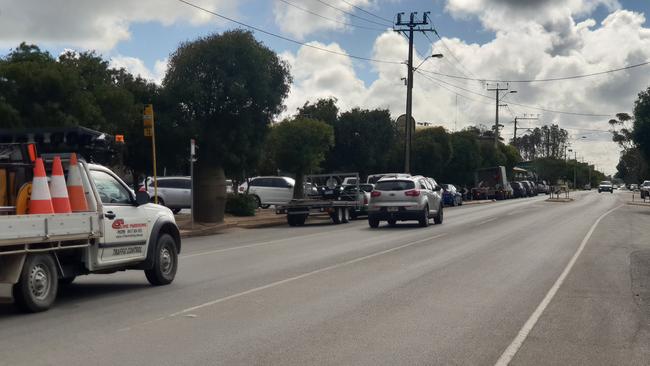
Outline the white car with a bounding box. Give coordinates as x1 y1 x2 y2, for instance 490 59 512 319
368 175 443 228
238 176 295 208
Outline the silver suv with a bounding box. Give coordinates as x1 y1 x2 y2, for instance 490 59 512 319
368 176 443 228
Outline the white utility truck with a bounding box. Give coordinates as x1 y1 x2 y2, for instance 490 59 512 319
0 144 181 312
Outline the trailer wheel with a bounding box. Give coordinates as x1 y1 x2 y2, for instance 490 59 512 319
331 208 343 224
145 234 178 286
341 208 350 223
13 254 59 313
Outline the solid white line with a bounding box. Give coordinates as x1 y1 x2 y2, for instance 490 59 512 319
494 204 622 366
478 218 497 225
170 233 447 317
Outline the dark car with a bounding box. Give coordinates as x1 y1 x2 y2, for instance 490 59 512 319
510 181 526 198
442 184 463 206
520 181 534 197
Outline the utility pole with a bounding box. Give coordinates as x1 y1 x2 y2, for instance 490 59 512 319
487 83 516 147
395 12 434 174
512 114 538 140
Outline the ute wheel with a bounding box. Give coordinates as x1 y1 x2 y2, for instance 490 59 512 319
419 205 430 227
13 254 59 313
59 277 76 285
145 234 178 286
368 217 380 228
434 204 444 224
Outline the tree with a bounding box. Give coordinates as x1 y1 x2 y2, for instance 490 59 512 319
411 127 452 179
296 98 338 125
447 130 481 186
164 30 291 222
634 87 650 162
267 117 334 198
512 124 568 160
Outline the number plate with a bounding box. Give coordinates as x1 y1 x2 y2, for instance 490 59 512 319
325 190 334 195
387 207 399 212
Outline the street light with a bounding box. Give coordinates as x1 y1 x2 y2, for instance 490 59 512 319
414 53 444 71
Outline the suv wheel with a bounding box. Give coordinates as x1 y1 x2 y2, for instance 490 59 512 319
419 205 429 227
434 204 444 224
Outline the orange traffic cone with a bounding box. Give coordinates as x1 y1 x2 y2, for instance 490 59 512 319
67 153 89 212
50 156 72 213
29 158 54 214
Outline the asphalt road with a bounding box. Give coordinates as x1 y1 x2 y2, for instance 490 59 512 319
1 190 649 365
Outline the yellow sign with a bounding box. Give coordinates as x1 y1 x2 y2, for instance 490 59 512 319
143 104 154 127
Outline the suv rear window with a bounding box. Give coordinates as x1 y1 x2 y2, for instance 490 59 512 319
375 180 415 191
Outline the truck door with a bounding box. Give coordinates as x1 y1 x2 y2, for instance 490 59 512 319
89 169 151 266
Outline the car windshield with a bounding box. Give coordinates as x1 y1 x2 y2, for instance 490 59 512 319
600 181 612 185
375 180 415 191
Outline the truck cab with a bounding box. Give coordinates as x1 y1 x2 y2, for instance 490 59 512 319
0 148 180 312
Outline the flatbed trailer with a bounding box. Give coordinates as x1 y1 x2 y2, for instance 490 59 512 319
275 172 364 226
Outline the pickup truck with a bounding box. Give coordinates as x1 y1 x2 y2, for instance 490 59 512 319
0 145 180 312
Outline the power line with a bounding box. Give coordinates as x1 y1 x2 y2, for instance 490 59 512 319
337 0 394 24
419 60 650 83
312 0 392 27
422 32 474 80
431 29 478 79
276 0 386 31
415 70 614 117
175 0 400 64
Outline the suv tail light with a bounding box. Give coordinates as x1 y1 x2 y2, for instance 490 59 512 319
371 191 381 197
404 189 420 197
364 197 368 204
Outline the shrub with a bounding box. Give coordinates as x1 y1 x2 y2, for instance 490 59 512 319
225 194 257 216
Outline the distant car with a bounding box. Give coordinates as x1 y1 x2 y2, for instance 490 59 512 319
536 181 549 194
140 176 191 214
238 176 295 208
519 181 535 197
583 184 592 190
630 183 639 191
598 180 614 193
442 184 463 206
510 181 526 198
368 176 443 228
342 177 360 185
639 180 650 198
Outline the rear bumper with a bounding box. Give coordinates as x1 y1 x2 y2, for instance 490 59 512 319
369 209 423 221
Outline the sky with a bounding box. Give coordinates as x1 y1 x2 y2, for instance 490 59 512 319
1 0 650 175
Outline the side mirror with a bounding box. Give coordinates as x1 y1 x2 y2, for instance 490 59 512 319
135 191 150 206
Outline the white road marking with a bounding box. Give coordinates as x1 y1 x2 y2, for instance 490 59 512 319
494 204 623 366
119 231 448 332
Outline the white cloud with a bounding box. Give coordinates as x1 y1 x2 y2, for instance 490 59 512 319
280 5 650 175
109 56 168 84
272 0 390 40
0 0 236 50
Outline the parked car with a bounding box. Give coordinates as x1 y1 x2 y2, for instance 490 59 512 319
510 181 526 198
639 180 650 198
340 184 374 218
598 180 614 193
536 181 550 194
140 176 190 214
442 184 463 206
630 183 639 191
368 176 443 228
238 176 295 208
342 177 360 185
519 181 534 197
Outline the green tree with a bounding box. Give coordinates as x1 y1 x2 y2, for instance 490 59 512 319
164 30 291 222
633 87 650 161
411 127 452 179
267 117 334 198
446 130 481 186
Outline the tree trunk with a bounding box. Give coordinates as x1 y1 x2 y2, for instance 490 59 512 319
193 161 226 223
293 172 305 199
